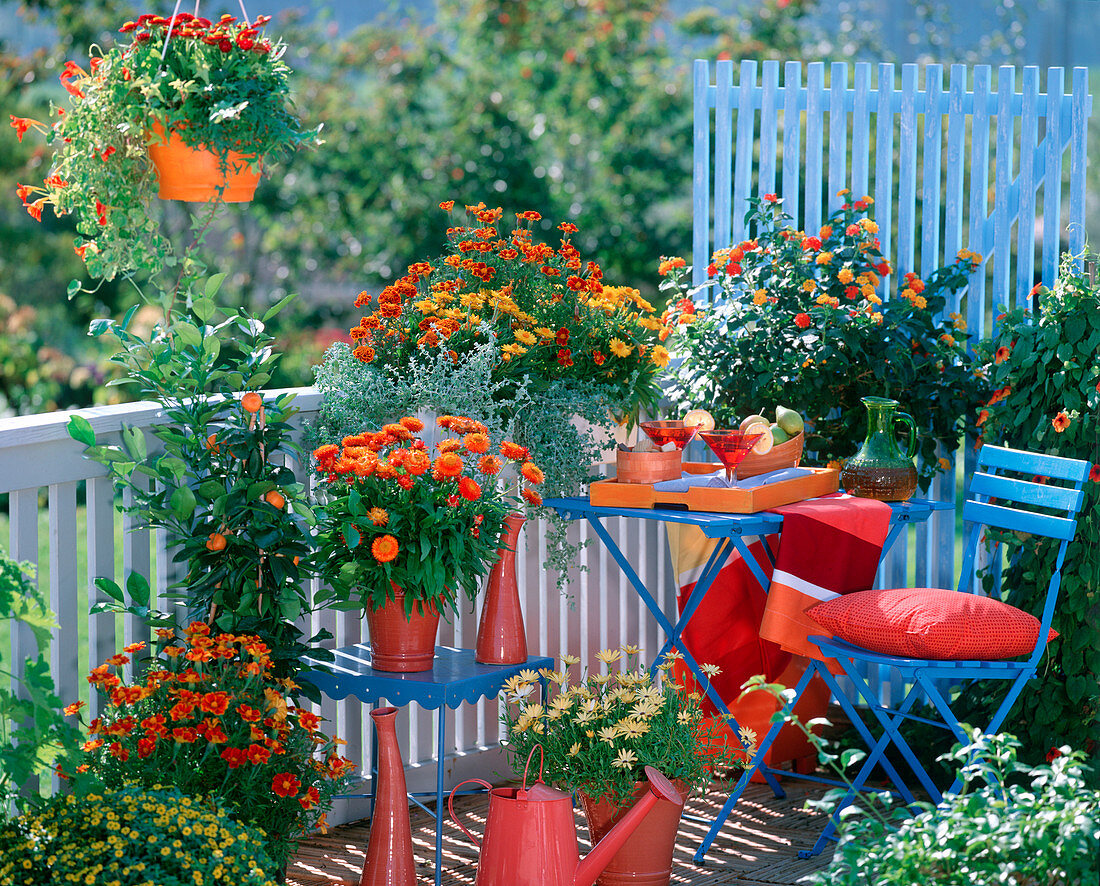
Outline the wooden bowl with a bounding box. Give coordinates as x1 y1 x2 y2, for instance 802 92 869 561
736 431 804 479
614 448 682 484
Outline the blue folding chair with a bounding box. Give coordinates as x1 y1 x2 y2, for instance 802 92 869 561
694 444 1090 862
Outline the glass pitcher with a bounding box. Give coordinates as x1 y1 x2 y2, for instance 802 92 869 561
840 396 919 502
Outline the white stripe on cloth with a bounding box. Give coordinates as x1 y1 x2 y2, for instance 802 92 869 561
769 569 840 603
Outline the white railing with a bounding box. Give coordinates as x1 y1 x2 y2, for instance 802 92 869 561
1 387 933 824
0 388 676 825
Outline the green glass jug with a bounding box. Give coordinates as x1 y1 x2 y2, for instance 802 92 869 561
840 396 919 502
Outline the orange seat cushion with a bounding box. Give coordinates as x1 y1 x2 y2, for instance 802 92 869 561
807 587 1057 660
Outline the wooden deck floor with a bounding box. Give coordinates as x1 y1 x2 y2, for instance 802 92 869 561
288 779 835 886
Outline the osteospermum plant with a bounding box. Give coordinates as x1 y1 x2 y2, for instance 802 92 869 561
64 624 356 869
502 646 750 803
312 414 544 615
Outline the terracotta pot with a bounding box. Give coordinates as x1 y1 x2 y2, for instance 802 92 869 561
360 707 416 886
147 121 261 203
615 449 682 484
475 513 528 664
579 779 689 886
736 431 804 479
365 589 440 672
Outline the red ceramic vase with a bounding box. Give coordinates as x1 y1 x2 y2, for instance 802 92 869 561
579 779 689 886
475 513 528 665
366 589 440 672
360 707 416 886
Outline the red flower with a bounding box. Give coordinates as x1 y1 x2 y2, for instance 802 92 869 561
95 200 108 226
555 327 570 345
136 737 157 758
764 193 779 203
299 786 321 810
25 198 45 222
219 38 232 52
1089 465 1100 484
9 115 32 141
458 476 482 501
500 441 529 461
1045 747 1064 763
248 743 271 765
794 313 812 329
100 146 115 161
172 727 197 744
371 534 400 563
994 345 1011 364
846 224 860 236
801 236 822 252
566 275 586 291
558 222 578 233
272 772 302 798
439 200 454 211
522 488 543 507
557 348 573 367
64 701 86 716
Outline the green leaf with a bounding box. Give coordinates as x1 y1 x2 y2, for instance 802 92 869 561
120 425 147 462
170 486 197 519
192 297 217 323
263 293 297 322
66 279 81 298
67 415 96 447
343 523 361 549
205 272 227 299
126 572 150 607
173 321 203 349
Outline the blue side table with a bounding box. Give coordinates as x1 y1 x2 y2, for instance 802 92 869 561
305 644 554 886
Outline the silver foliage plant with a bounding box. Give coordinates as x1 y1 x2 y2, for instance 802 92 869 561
310 339 616 586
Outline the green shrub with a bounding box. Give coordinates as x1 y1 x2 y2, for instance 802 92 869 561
812 732 1100 886
0 784 279 885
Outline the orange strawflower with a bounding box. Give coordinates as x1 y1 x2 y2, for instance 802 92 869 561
500 441 529 461
520 462 545 485
368 507 389 527
371 534 400 563
399 416 425 432
464 432 490 454
478 454 503 475
458 476 482 501
522 488 543 507
434 452 465 478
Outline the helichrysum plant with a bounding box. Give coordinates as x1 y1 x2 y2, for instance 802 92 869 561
501 647 750 803
312 413 544 614
13 11 316 288
0 784 279 885
662 192 984 489
64 623 357 869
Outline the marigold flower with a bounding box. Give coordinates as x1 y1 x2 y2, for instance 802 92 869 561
1052 411 1071 433
271 772 302 798
371 534 400 563
64 701 85 716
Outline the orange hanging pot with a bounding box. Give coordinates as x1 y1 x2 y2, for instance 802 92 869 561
147 121 261 203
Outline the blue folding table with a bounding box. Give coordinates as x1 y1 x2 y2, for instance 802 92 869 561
305 645 554 886
543 495 950 856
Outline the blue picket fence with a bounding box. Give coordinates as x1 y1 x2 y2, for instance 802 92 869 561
690 60 1092 702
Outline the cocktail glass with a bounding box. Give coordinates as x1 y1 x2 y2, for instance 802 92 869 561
639 420 699 451
699 429 765 484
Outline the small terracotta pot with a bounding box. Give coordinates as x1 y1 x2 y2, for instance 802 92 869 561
579 779 690 886
615 448 682 484
365 589 440 672
147 121 261 203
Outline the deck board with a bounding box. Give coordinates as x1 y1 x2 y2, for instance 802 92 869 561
288 780 835 886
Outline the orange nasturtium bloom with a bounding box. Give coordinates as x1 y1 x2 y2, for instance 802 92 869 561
371 534 400 563
1052 411 1071 433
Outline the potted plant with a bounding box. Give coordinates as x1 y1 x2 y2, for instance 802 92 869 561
13 10 317 286
501 647 749 886
311 414 545 672
660 193 984 490
62 624 356 878
310 201 683 580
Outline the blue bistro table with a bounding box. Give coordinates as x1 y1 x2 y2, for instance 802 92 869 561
543 495 951 851
305 645 554 886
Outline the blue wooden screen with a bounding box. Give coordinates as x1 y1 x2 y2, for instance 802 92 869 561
691 60 1092 638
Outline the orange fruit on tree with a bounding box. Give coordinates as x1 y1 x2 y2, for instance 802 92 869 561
206 532 227 552
204 433 219 453
241 392 263 413
264 490 286 510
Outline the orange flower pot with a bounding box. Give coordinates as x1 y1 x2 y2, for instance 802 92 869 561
147 121 261 203
365 589 440 672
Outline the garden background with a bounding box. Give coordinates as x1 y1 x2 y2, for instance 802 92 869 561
1 0 1099 417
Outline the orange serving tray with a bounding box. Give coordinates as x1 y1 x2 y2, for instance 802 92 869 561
589 462 840 513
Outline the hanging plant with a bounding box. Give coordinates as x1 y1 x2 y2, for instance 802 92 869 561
12 10 319 288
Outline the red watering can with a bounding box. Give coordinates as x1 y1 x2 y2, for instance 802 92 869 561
448 746 684 886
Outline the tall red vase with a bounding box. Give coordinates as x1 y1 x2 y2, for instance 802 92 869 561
360 707 417 886
475 513 528 664
366 588 440 672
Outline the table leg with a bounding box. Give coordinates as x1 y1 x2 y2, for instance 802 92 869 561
435 706 446 886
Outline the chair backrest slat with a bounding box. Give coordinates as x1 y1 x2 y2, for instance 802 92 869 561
977 444 1091 482
962 500 1078 541
968 471 1086 512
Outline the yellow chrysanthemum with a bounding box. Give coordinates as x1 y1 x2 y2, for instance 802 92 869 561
608 338 632 358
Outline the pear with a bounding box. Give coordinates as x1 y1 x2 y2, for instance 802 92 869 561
739 413 769 431
770 423 791 445
775 405 805 436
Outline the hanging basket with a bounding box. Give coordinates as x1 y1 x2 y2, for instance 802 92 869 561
147 121 261 203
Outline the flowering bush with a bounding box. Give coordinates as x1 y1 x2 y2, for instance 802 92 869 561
64 625 356 868
501 647 748 803
959 253 1100 778
312 414 544 612
663 193 984 489
0 784 279 885
344 201 672 421
13 11 315 286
